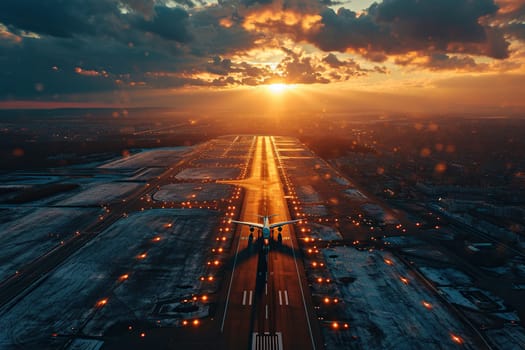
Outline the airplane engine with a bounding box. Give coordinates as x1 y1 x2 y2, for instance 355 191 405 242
249 226 255 232
277 226 283 232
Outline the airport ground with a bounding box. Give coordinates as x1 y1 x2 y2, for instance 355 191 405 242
0 135 524 349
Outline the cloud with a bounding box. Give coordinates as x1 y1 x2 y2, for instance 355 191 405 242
493 0 525 41
136 6 192 42
120 0 157 18
0 0 523 101
306 0 510 59
0 0 117 38
322 53 376 78
418 54 481 71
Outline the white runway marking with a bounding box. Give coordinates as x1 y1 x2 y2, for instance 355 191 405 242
252 332 283 350
242 290 247 305
221 230 244 332
284 290 289 305
249 290 253 305
278 290 282 305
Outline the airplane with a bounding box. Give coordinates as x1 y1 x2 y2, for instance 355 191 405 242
231 215 302 248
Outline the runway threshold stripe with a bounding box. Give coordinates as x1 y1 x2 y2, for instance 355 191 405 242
251 332 283 350
278 290 282 305
242 290 247 305
249 290 253 305
284 290 289 305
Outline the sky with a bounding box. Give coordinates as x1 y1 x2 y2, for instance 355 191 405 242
0 0 524 116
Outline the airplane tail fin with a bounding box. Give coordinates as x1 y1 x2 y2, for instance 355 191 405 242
257 214 278 219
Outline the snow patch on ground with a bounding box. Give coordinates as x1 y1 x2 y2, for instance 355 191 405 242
344 188 367 200
153 183 232 202
0 209 218 349
361 203 399 224
99 147 190 169
124 168 165 181
0 207 96 281
485 326 525 350
175 168 240 180
301 205 328 216
321 246 477 349
383 235 424 247
66 338 104 350
57 182 142 206
439 287 507 313
0 176 62 185
418 267 473 286
309 224 343 241
333 177 351 186
297 185 321 203
400 246 452 263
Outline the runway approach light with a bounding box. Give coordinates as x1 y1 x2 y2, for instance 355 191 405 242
96 298 108 308
422 301 433 310
450 333 463 344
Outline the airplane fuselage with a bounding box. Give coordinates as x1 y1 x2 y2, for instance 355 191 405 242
231 215 301 248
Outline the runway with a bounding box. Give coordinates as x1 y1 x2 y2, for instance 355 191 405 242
220 136 321 350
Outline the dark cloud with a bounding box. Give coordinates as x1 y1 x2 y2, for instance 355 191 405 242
323 53 346 68
372 0 496 44
0 0 522 101
308 8 388 54
277 48 329 84
241 0 274 6
0 0 117 38
188 7 261 56
207 56 234 75
507 22 525 40
319 0 344 6
420 54 480 71
120 0 156 18
307 0 510 59
136 6 192 42
494 2 525 41
322 53 382 78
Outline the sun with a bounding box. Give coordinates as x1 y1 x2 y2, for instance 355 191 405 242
267 83 289 94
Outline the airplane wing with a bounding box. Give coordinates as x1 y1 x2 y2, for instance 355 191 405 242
230 220 264 229
269 219 302 229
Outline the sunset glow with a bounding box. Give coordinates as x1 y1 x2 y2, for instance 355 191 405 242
0 2 524 347
0 0 523 115
267 83 291 94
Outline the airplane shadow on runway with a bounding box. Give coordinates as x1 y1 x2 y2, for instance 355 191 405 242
221 235 301 344
227 236 300 273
